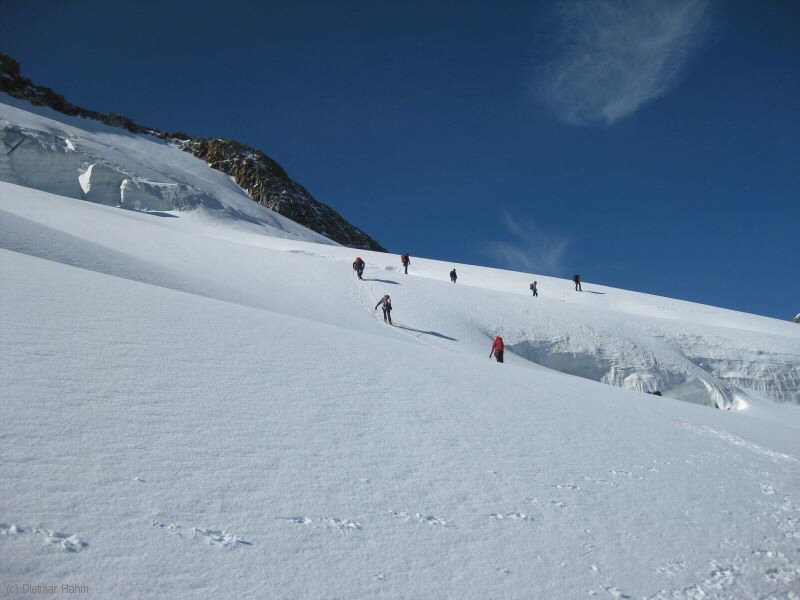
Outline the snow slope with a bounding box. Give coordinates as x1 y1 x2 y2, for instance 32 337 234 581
0 93 332 245
2 92 800 599
2 180 800 599
2 93 798 409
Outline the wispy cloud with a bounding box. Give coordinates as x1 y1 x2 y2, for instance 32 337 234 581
484 212 572 275
535 0 710 125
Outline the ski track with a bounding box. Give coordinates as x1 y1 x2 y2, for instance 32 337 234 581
678 419 800 464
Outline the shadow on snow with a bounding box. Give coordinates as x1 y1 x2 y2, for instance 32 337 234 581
394 324 457 341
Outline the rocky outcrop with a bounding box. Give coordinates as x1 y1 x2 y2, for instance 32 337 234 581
0 52 385 250
178 138 383 250
0 53 157 136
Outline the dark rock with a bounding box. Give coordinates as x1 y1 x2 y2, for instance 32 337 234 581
178 137 384 250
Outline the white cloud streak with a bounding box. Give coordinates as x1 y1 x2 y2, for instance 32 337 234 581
484 211 572 275
535 0 710 125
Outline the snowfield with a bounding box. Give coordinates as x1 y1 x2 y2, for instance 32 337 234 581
1 97 800 599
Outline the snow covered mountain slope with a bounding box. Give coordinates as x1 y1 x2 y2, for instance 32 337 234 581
0 52 384 250
2 92 797 410
1 180 799 599
0 93 333 245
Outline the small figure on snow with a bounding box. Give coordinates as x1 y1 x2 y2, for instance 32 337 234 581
573 274 582 292
353 256 365 280
450 268 457 283
530 281 538 297
489 336 505 363
375 294 393 325
401 253 410 274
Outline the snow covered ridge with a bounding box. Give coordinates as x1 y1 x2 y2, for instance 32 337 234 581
0 51 383 250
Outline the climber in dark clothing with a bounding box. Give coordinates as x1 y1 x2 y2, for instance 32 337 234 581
375 294 392 324
450 268 457 283
401 254 410 274
353 257 365 280
530 281 538 297
573 274 582 292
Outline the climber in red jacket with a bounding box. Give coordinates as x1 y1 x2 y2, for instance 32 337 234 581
490 336 505 363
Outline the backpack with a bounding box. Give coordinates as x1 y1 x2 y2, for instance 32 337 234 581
530 283 534 289
401 254 408 263
495 336 504 351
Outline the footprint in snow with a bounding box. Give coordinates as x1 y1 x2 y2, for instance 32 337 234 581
36 529 89 553
152 520 183 536
284 249 324 258
0 523 23 536
285 516 362 531
582 475 618 487
609 469 633 477
581 542 596 557
1 523 88 553
153 520 251 547
655 560 687 577
389 511 454 527
193 527 253 547
488 512 534 522
600 585 631 599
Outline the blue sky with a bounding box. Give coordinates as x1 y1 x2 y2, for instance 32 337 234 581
3 0 798 319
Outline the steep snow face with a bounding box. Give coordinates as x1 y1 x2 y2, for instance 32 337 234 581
0 94 334 245
2 182 800 600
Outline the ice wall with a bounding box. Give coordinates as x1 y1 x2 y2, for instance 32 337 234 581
1 125 82 198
